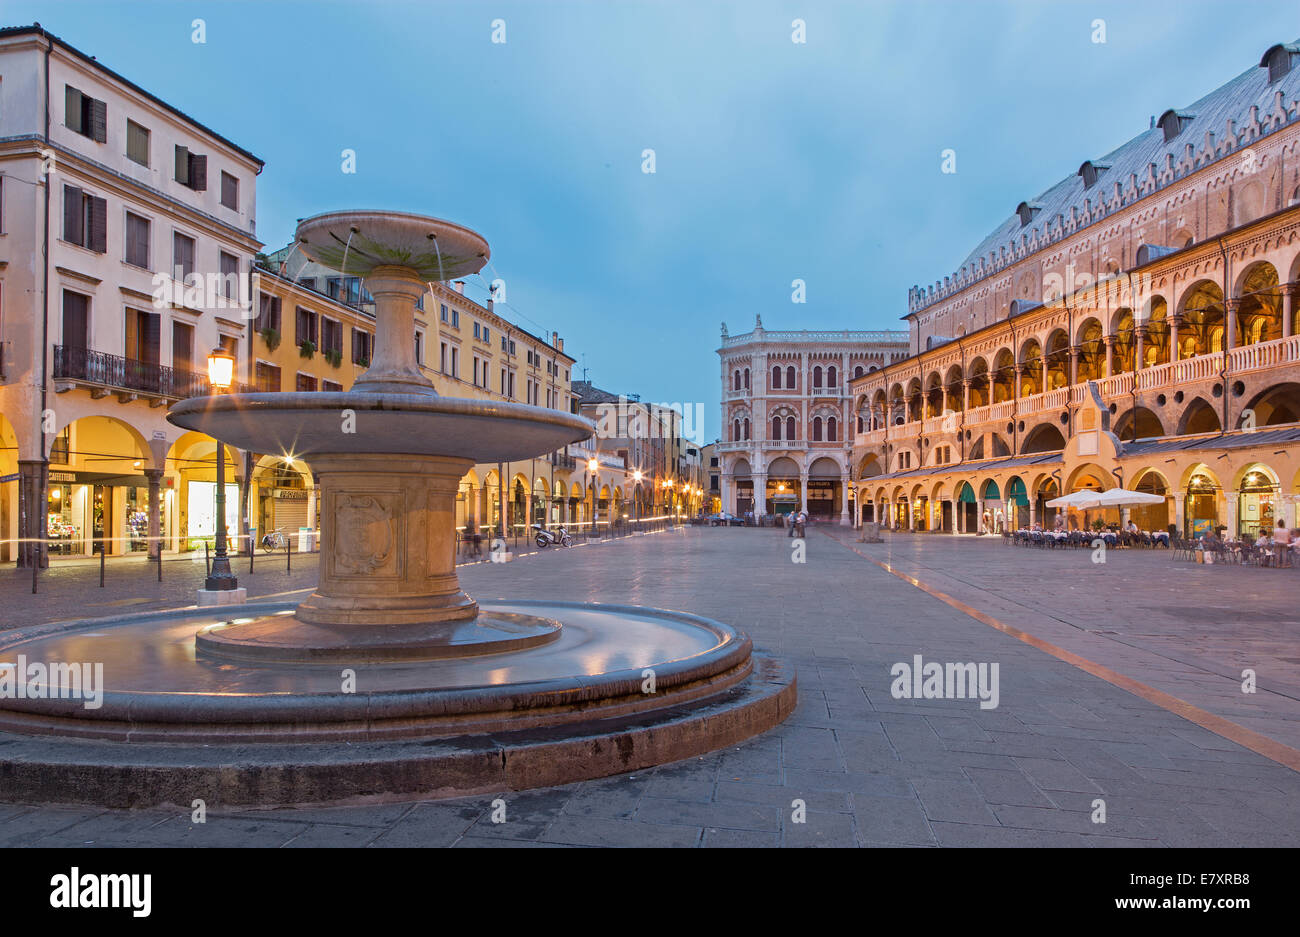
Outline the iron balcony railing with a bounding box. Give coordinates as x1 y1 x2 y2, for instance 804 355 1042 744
53 346 252 398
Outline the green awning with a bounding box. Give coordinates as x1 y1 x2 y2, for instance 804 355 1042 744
1006 477 1028 507
957 482 976 503
981 480 1001 500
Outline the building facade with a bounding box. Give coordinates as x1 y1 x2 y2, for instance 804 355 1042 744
716 318 909 522
0 25 263 563
849 39 1300 540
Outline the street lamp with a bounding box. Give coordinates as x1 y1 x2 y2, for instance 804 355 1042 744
632 469 643 525
587 457 599 530
205 346 238 592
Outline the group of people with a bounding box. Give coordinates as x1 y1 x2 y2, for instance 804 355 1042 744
785 510 808 539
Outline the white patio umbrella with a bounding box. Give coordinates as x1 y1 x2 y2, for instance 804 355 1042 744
1045 490 1103 509
1089 488 1165 508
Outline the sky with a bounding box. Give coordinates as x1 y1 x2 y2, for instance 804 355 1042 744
9 0 1299 439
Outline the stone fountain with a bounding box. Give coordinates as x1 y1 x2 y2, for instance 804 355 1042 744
0 211 794 807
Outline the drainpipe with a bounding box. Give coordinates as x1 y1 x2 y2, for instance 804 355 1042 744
956 336 967 461
1216 236 1232 433
34 36 53 584
1127 271 1139 443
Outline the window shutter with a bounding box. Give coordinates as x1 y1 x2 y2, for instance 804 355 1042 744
175 145 190 185
190 154 207 191
89 97 107 143
65 86 83 133
62 185 84 245
88 196 108 253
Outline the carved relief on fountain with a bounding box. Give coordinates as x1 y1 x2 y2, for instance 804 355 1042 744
333 494 397 576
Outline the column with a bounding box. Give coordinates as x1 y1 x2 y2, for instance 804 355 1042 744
145 468 163 559
950 500 959 535
1225 490 1238 538
1069 346 1080 385
1028 497 1036 529
720 473 732 515
1283 287 1294 339
1104 335 1114 377
753 472 767 515
17 460 49 569
1173 493 1186 536
799 469 809 514
1134 326 1147 371
1041 355 1049 393
1014 366 1022 400
962 379 970 413
1225 299 1238 350
840 471 851 526
977 498 986 533
1169 315 1182 363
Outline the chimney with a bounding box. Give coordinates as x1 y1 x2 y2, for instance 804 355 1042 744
453 281 464 294
487 298 494 313
552 331 560 349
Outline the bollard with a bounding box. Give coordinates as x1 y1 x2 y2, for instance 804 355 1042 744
286 535 291 573
99 537 105 587
248 534 254 575
204 539 210 577
157 543 163 582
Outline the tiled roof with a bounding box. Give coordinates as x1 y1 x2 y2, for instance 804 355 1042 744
1119 426 1300 458
863 451 1063 485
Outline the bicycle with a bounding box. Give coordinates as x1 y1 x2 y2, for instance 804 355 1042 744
260 528 288 553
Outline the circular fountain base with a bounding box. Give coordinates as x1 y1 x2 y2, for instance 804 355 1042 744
0 600 795 806
194 610 560 663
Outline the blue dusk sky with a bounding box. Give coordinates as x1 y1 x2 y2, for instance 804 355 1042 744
8 1 1298 439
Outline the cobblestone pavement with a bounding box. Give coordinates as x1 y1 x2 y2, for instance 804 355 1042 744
3 525 1299 847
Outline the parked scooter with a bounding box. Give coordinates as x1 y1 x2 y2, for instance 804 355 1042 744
533 524 574 548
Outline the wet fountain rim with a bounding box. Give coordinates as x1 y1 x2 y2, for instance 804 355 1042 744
0 600 753 732
294 209 491 280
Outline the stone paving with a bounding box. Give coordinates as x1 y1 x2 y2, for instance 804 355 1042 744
2 524 1299 847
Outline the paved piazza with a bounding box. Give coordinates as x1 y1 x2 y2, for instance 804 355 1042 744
2 526 1297 848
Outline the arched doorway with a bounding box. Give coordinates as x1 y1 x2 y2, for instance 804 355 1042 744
1236 463 1279 540
1184 468 1220 538
47 416 157 557
767 457 800 516
956 481 977 532
1006 476 1029 528
1131 470 1170 532
807 457 841 520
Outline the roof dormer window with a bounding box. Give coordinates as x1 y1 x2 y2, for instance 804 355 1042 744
1077 160 1111 189
1015 201 1042 227
1157 109 1195 143
1261 43 1300 83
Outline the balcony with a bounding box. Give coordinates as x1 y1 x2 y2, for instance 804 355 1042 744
53 346 252 403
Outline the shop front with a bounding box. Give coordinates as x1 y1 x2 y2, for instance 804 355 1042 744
46 469 164 556
1185 473 1220 538
1237 470 1276 540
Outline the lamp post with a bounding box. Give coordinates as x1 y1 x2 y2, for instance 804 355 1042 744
632 469 643 526
587 457 600 532
205 346 238 592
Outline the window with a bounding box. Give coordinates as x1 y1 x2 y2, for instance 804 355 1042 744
854 366 864 379
351 328 371 364
255 294 282 333
451 308 460 328
440 304 448 323
508 371 515 398
62 185 106 252
509 340 516 355
813 366 823 388
124 212 150 268
786 366 796 388
473 357 481 387
220 171 238 210
321 318 343 357
786 416 796 440
501 367 507 395
255 362 281 392
126 119 150 166
174 145 207 191
322 380 343 393
473 322 481 339
124 307 160 366
173 321 194 374
743 419 750 439
296 306 318 346
219 252 239 301
414 330 424 365
812 417 822 441
501 335 508 352
65 86 106 142
771 366 781 389
172 232 196 279
296 373 318 393
450 346 458 378
827 417 837 441
732 419 740 441
772 416 781 440
827 366 837 387
483 326 490 344
297 276 317 291
744 368 750 389
62 290 90 349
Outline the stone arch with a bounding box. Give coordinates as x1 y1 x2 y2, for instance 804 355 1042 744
1177 397 1222 435
1242 382 1300 426
1021 422 1066 454
1112 406 1165 441
1234 260 1282 346
1176 279 1226 357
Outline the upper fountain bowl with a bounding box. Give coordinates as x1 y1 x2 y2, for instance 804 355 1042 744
295 210 490 281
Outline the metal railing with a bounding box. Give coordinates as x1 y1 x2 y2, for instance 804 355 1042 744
53 346 253 398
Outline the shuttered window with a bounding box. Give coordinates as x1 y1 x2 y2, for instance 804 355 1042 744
172 232 196 279
321 318 342 356
220 172 238 210
62 291 90 349
125 212 150 268
126 120 150 166
62 185 106 252
256 295 281 333
64 86 106 142
219 251 239 300
174 145 207 191
296 307 317 345
255 362 281 392
351 328 371 364
296 373 318 393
